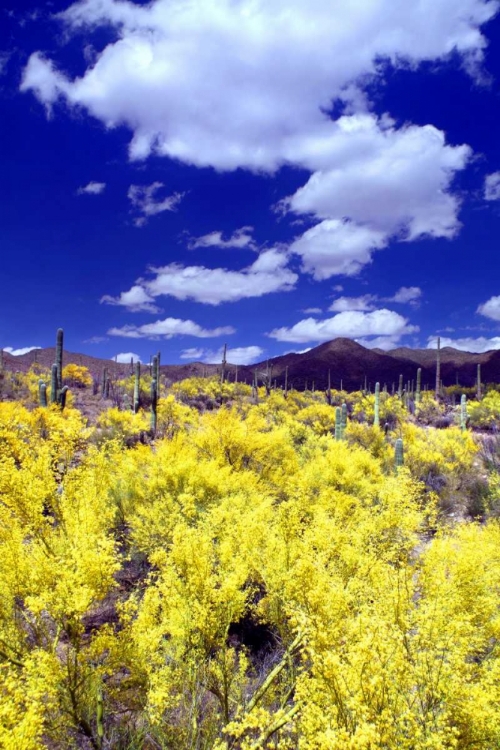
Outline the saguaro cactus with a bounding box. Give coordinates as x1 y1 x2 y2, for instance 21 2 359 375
341 403 348 439
435 336 441 399
335 407 342 440
326 369 332 405
395 438 404 469
150 376 158 433
133 361 141 413
56 328 64 390
374 382 380 427
398 374 403 399
220 344 227 384
50 364 58 404
284 366 288 398
39 380 47 407
460 394 467 431
58 386 69 410
477 364 482 401
416 368 422 404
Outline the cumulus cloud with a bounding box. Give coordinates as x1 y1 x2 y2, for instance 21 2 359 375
128 182 184 226
268 309 418 344
77 181 106 195
329 287 421 312
290 220 387 280
101 284 160 313
108 317 235 339
180 347 204 360
427 335 500 353
113 352 141 363
329 294 377 312
104 249 297 308
387 286 422 304
3 346 41 356
188 226 257 251
484 172 500 201
355 335 405 351
20 0 494 276
477 295 500 321
200 345 264 365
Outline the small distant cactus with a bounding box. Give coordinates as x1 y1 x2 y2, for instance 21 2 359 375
134 361 141 413
335 407 342 440
416 368 421 404
220 344 227 384
477 364 482 401
56 328 64 390
395 438 404 469
150 376 158 433
398 374 403 399
341 403 348 439
374 382 380 427
39 380 47 407
460 394 467 431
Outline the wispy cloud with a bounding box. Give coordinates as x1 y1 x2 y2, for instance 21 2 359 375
108 317 235 340
77 181 106 195
188 226 257 251
128 182 184 227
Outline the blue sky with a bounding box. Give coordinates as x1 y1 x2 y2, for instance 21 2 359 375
2 0 500 365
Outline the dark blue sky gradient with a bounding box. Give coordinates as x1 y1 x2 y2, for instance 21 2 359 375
1 1 500 361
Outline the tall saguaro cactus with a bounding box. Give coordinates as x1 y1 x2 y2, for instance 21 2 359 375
134 361 141 413
150 377 158 433
477 364 482 401
416 368 422 404
374 382 380 427
326 369 332 405
341 403 348 439
50 364 58 404
435 336 441 399
398 374 403 399
39 380 47 407
335 407 342 440
460 394 467 432
284 366 288 399
56 328 64 390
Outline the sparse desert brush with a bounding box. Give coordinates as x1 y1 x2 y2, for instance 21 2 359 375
62 363 92 388
468 390 500 429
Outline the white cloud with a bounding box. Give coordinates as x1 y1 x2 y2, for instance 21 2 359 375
128 182 184 226
477 295 500 321
20 0 494 276
188 226 256 251
105 249 297 307
202 346 264 365
84 335 109 344
180 347 204 360
290 220 387 280
3 346 42 356
101 284 160 313
108 317 235 339
484 172 500 201
329 294 377 312
113 352 141 363
387 286 422 304
355 335 403 351
77 181 106 195
302 308 322 314
268 309 418 343
427 335 500 353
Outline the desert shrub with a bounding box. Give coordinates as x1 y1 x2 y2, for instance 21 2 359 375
62 363 92 388
467 390 500 430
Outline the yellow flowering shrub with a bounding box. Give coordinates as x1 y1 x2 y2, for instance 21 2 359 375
0 380 499 748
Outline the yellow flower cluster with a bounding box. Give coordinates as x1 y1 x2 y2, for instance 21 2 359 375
0 385 498 749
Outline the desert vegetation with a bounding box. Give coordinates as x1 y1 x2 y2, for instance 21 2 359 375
1 330 500 749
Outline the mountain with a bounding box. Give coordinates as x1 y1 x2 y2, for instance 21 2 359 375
1 339 498 390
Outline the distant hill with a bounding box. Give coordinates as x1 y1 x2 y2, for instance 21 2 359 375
2 338 498 390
